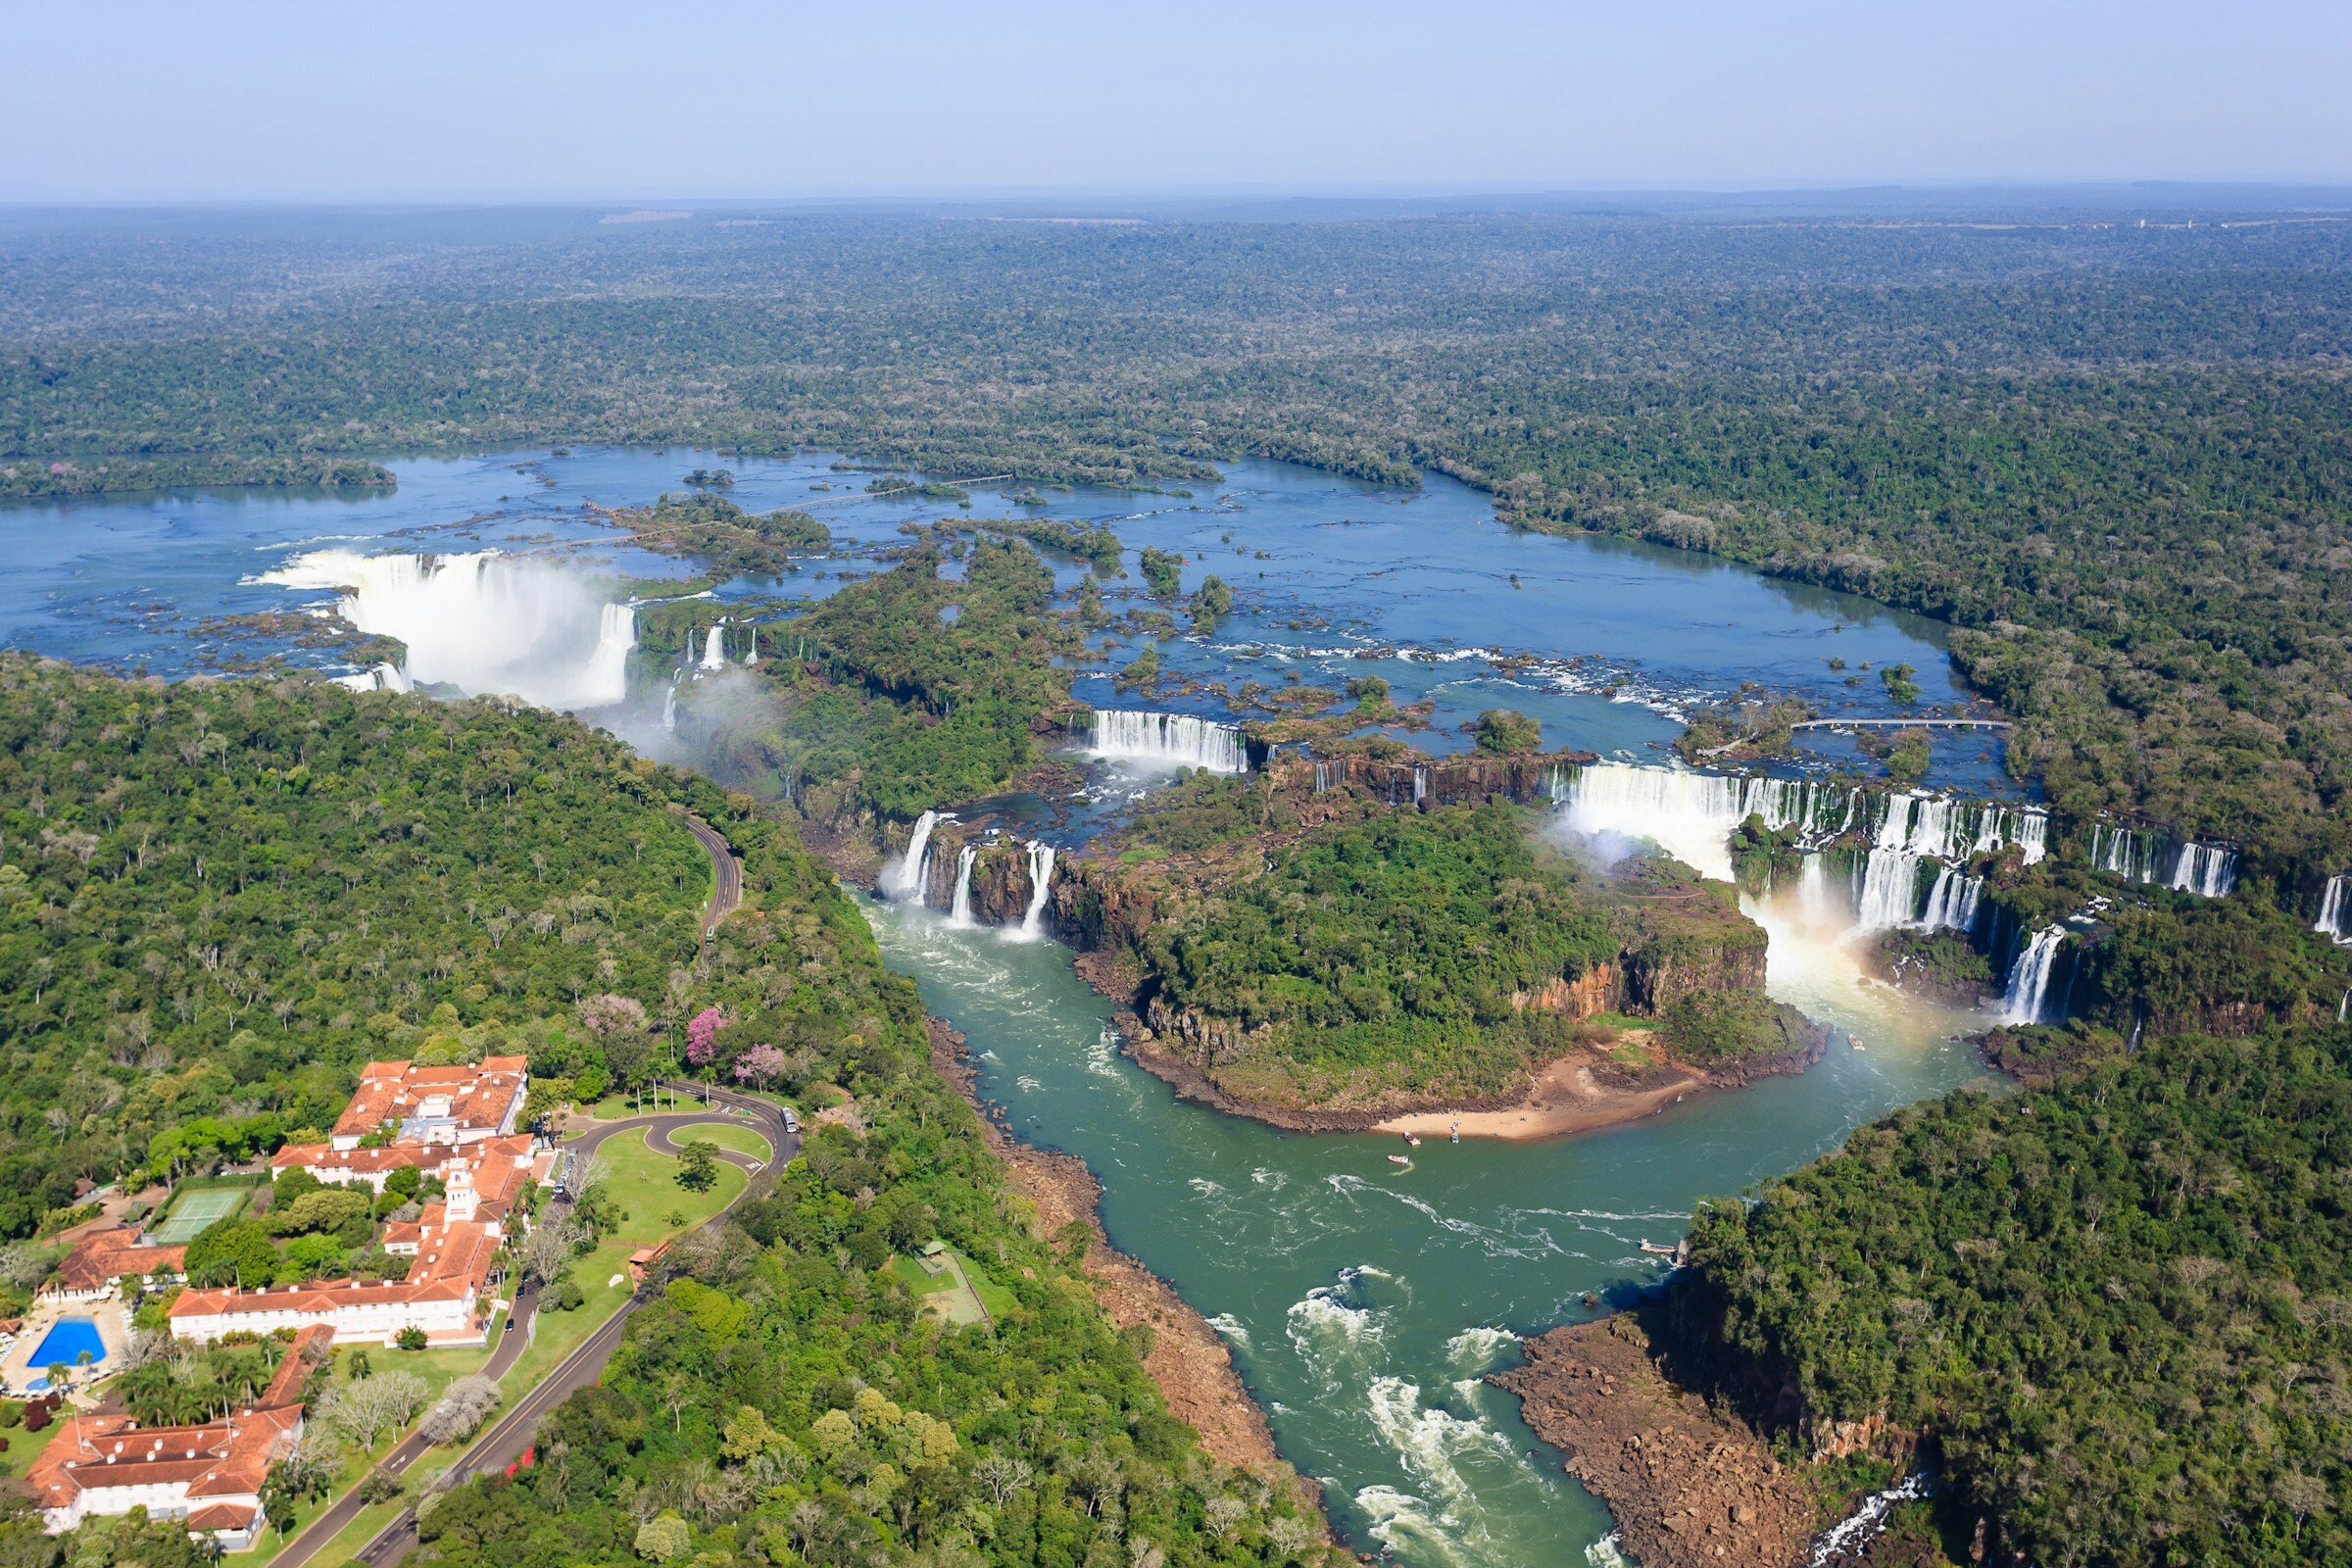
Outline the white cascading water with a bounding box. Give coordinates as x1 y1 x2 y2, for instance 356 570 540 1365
2167 842 2238 899
1086 710 1250 773
1852 851 1925 932
947 845 978 927
743 627 759 666
1553 762 1811 879
333 662 414 694
2316 874 2352 945
1554 763 2044 884
259 548 636 710
2001 928 2067 1024
1918 865 1984 934
585 602 639 698
2088 823 2150 881
1016 841 1057 941
885 811 945 903
701 624 728 670
661 680 678 733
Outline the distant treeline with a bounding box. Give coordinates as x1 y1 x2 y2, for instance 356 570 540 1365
7 211 2352 869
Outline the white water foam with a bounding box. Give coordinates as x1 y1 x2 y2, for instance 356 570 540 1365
260 548 637 710
1443 1326 1522 1372
1082 709 1250 772
1014 840 1056 941
2318 874 2352 945
883 810 945 903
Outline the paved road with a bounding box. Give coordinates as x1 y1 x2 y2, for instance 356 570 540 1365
274 1087 793 1568
273 810 769 1567
679 811 743 935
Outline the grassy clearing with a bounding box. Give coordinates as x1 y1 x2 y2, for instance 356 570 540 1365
670 1119 772 1159
0 1416 60 1481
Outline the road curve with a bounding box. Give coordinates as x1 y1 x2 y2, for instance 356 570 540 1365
278 1085 795 1568
680 811 743 934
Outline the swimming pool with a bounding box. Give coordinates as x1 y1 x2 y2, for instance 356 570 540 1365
26 1317 106 1377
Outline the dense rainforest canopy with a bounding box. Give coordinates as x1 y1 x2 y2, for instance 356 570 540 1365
0 656 712 1232
0 656 1322 1565
5 206 2351 869
1684 1024 2352 1567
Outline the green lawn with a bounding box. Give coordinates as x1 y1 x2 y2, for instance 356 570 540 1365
505 1128 745 1391
0 1416 60 1481
887 1249 1011 1328
588 1087 699 1120
670 1119 773 1160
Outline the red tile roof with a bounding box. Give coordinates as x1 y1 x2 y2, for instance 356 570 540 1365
331 1056 528 1142
47 1227 184 1294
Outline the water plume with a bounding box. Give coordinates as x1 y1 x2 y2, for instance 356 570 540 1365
261 548 635 710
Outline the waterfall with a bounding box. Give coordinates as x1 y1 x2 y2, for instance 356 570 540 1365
585 602 639 699
1084 710 1249 773
258 548 634 710
885 811 945 903
2166 842 2238 899
1795 856 1837 929
2317 875 2352 945
2001 928 2067 1025
1875 792 2047 864
1412 765 1428 805
1016 841 1057 941
661 680 677 733
334 661 413 694
1313 761 1331 794
1918 866 1984 934
2088 822 2165 883
701 624 728 670
1554 762 1854 880
743 626 760 666
948 845 978 927
1852 852 1925 931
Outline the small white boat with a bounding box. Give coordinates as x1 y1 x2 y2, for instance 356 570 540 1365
1388 1154 1411 1166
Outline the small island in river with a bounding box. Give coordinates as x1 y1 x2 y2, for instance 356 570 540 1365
892 756 1834 1139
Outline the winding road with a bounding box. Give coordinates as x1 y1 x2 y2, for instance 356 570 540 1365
273 812 782 1568
680 810 744 935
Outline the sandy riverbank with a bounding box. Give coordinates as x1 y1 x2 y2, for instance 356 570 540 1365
1370 1051 1708 1141
926 1016 1319 1509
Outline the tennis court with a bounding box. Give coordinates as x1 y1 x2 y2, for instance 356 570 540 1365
151 1185 248 1245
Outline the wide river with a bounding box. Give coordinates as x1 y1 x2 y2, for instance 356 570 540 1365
4 449 2007 1563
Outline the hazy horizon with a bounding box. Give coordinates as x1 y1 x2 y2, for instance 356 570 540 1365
7 1 2348 202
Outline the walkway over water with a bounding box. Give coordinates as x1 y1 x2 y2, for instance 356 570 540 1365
1789 717 2011 731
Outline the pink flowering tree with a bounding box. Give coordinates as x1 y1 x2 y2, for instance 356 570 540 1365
685 1006 727 1067
732 1044 787 1086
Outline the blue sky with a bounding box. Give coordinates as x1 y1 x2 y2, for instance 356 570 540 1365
6 0 2348 199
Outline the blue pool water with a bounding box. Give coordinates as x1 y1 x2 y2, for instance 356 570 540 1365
27 1316 106 1375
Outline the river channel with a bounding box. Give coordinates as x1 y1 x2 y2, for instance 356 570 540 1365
3 448 2010 1562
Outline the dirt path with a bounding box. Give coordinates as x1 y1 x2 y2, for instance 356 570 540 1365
1494 1314 1815 1567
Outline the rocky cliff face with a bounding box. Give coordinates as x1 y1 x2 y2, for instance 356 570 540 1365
1511 963 1621 1019
1263 749 1594 809
1621 935 1770 1015
1048 858 1160 955
913 826 1044 926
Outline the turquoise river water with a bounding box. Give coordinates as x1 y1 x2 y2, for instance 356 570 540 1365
1 449 2014 1563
